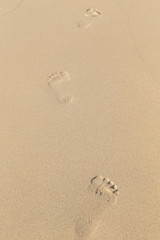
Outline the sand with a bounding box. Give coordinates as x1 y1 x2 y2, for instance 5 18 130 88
0 0 160 239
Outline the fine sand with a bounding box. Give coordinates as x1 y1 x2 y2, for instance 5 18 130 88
0 0 160 239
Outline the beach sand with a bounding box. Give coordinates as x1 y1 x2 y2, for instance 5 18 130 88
0 0 160 239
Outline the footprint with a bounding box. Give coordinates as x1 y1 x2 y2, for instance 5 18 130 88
0 0 23 16
74 175 119 239
47 71 73 104
47 71 70 88
90 176 119 200
78 9 102 29
58 95 73 104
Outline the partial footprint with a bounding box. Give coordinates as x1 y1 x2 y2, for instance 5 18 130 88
90 176 119 202
47 71 73 104
47 71 70 88
0 0 23 16
58 95 73 104
78 9 102 29
75 175 119 239
75 216 99 240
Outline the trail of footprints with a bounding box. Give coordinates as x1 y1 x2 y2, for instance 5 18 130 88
47 8 119 238
47 9 102 104
74 175 119 239
46 7 119 240
1 3 119 239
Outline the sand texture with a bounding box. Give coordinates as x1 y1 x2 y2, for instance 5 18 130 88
0 0 160 239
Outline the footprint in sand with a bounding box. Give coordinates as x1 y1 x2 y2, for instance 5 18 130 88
78 9 102 29
47 71 73 104
74 175 119 239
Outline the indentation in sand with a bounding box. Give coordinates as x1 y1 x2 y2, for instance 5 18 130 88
47 71 73 104
78 8 102 29
74 175 119 239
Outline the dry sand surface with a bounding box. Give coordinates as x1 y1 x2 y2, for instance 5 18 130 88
0 0 160 239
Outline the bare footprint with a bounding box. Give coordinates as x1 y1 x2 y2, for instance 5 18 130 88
78 9 102 29
47 71 73 104
74 175 119 239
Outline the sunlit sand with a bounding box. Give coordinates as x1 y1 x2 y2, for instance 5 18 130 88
0 0 160 239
